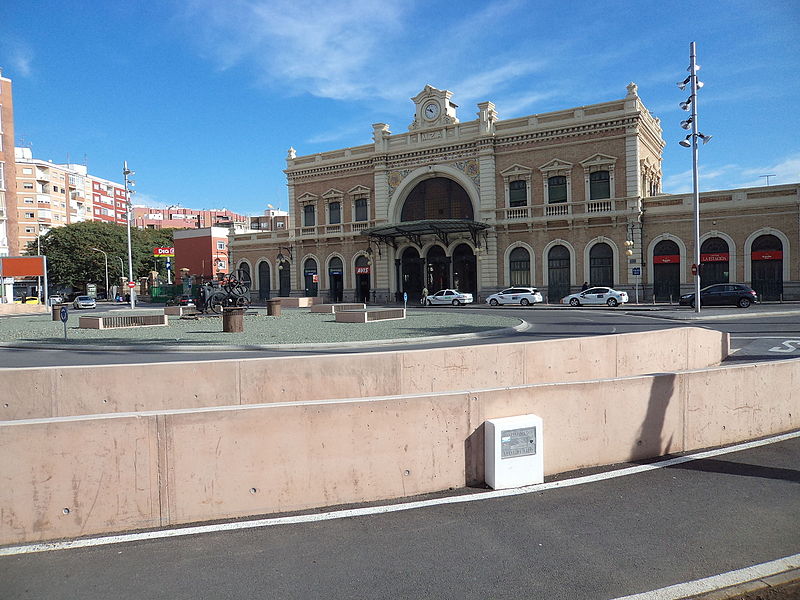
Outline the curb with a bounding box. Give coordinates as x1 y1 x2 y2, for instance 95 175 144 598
0 320 531 353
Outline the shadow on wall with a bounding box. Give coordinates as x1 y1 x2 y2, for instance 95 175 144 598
632 373 676 461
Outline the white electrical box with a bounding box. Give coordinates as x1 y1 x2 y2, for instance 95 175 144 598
485 414 544 490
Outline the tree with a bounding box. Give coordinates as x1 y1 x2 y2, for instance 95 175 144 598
27 222 176 291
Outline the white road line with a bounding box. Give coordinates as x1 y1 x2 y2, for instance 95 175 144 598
613 553 800 599
1 429 798 557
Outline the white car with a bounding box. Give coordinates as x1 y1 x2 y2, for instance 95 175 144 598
73 296 97 309
562 286 628 307
426 289 474 306
486 287 543 306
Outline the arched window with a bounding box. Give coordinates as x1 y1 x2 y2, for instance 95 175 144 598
328 256 344 302
652 240 680 301
751 234 783 300
237 262 251 286
509 180 527 207
303 258 318 297
547 176 567 203
303 204 315 227
400 177 473 221
589 171 610 200
547 245 570 301
589 242 613 286
700 237 730 286
258 261 270 300
509 247 530 286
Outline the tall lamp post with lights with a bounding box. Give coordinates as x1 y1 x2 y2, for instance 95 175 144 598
123 161 136 309
677 42 712 314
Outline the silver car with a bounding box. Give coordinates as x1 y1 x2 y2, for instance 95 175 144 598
426 289 474 306
562 287 628 307
486 287 543 306
73 295 97 309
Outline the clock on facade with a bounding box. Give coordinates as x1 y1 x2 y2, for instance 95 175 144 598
423 101 440 121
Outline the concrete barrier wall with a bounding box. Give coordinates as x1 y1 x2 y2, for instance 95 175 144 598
0 327 728 421
2 354 798 546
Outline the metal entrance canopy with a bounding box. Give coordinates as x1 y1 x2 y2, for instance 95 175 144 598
360 219 490 248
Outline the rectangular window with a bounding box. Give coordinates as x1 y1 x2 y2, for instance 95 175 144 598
329 202 341 224
276 222 285 229
354 198 368 222
0 162 4 191
303 204 315 227
216 241 225 250
589 170 610 200
24 227 35 233
548 176 567 203
23 182 34 189
509 180 527 207
24 212 35 218
22 168 33 175
24 198 34 204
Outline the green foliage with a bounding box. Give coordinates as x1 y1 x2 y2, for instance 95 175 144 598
27 222 176 290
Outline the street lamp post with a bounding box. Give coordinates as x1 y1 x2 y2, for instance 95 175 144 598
123 161 136 309
677 41 712 315
90 247 109 301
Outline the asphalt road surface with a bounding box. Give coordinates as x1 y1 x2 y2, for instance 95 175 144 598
2 435 798 600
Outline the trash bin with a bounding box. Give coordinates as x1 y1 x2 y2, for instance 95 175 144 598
266 299 282 317
222 307 245 332
52 303 66 321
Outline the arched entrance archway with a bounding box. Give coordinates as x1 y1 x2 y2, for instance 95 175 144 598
751 234 783 300
701 237 730 286
548 245 570 302
426 245 450 292
303 258 318 297
258 261 270 300
589 243 613 287
399 247 423 301
355 255 371 303
400 177 474 221
509 247 531 287
653 239 680 302
452 244 476 297
328 257 343 302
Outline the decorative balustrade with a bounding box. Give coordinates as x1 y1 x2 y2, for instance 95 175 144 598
544 203 570 217
351 222 370 232
301 227 317 236
326 225 342 234
496 197 624 221
587 200 613 213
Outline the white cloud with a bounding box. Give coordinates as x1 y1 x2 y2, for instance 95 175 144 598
1 39 34 77
740 154 800 187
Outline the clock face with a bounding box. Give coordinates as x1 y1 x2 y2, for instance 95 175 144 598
423 101 440 121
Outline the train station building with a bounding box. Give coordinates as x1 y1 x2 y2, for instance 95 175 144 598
230 84 798 303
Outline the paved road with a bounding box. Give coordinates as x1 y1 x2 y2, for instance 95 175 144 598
1 305 799 367
2 435 798 599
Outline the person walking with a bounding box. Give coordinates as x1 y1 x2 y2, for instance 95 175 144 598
421 286 429 306
581 281 589 291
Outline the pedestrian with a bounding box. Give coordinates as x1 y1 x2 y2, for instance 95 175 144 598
581 281 589 291
422 286 429 305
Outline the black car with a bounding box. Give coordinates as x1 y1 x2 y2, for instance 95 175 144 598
679 283 759 308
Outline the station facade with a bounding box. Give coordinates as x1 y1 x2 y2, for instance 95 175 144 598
230 84 799 303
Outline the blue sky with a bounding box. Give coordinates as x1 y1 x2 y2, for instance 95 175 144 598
1 1 798 216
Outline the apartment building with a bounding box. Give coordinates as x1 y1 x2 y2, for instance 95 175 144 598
132 205 248 231
0 71 17 255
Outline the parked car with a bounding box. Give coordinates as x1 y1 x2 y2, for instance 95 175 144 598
73 296 97 309
166 295 195 307
485 287 543 306
425 289 474 306
48 295 64 305
679 283 759 308
562 287 629 307
13 296 40 304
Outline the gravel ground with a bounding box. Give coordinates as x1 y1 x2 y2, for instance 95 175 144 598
0 306 520 347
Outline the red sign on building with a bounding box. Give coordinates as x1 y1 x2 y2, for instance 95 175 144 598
701 253 729 262
752 251 783 261
653 254 680 264
355 266 371 274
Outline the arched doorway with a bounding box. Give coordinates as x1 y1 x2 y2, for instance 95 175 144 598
426 245 450 292
652 240 680 302
258 261 271 300
547 245 570 302
701 237 730 286
355 255 371 303
303 258 318 297
328 257 344 303
400 177 474 221
751 234 783 300
452 244 476 297
509 247 531 287
399 247 423 301
589 243 613 287
237 262 252 300
278 262 291 297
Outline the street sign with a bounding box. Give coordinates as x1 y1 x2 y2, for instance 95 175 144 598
403 292 408 303
632 267 641 276
127 281 136 289
59 306 68 322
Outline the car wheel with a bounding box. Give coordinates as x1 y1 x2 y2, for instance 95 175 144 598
489 298 499 306
569 298 580 307
520 298 530 306
452 299 461 306
606 298 618 307
738 297 751 308
426 298 432 306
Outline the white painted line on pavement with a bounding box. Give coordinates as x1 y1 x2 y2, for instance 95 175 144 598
2 429 799 557
613 553 800 599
